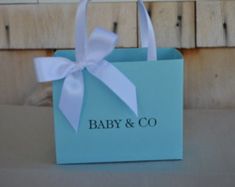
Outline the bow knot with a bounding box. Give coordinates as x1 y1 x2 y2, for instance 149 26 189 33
34 27 138 132
74 61 93 71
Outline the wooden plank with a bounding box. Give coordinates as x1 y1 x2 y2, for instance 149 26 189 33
0 50 52 104
0 2 196 49
0 0 37 4
39 0 235 3
87 2 137 48
197 1 225 47
145 1 195 48
0 3 137 49
197 1 235 47
223 1 235 46
7 4 77 49
183 48 235 109
39 0 196 2
2 0 234 4
0 6 9 48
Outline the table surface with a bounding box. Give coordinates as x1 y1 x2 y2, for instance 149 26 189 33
0 105 235 187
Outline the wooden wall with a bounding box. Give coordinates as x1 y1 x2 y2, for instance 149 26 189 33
0 0 235 109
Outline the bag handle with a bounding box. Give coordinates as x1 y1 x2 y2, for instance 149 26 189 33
137 0 157 61
75 0 157 62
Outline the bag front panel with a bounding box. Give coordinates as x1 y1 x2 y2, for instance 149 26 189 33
53 48 183 164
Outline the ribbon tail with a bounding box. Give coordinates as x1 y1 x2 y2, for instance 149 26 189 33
59 71 84 131
88 60 138 116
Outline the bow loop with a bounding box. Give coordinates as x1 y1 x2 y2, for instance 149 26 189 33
85 28 118 64
34 57 77 82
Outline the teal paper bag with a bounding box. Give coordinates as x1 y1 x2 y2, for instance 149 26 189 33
52 47 184 164
34 0 184 164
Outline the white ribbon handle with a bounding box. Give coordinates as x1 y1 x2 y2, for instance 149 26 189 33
77 0 157 62
138 0 157 60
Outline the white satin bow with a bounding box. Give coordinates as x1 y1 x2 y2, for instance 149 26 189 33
34 0 157 132
34 29 137 132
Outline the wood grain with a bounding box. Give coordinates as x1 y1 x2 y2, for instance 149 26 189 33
0 50 52 105
0 6 9 48
145 1 195 48
197 1 235 47
183 48 235 109
39 0 196 2
87 2 137 48
0 0 196 4
0 2 196 49
0 3 137 49
0 0 36 4
1 1 235 109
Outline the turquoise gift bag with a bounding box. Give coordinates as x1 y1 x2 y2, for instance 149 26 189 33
35 0 184 164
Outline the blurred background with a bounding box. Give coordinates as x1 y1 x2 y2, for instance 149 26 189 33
0 0 235 109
